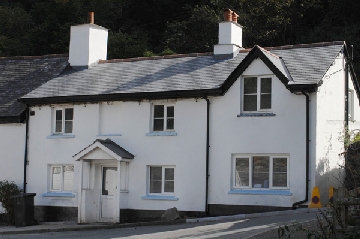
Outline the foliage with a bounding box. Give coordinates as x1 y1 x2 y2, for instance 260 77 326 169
0 0 359 79
0 180 22 225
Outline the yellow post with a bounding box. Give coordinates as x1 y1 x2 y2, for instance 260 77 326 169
328 186 334 207
309 186 322 208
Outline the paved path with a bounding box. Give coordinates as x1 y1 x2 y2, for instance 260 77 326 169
0 208 322 239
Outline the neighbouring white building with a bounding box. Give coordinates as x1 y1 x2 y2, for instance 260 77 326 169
0 55 68 215
1 10 358 223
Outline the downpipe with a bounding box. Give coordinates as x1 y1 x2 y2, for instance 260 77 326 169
204 97 210 216
23 107 30 193
292 91 310 209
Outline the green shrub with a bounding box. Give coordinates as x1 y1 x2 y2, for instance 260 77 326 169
0 180 22 225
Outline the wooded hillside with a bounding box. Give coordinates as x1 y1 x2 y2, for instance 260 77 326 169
0 0 359 74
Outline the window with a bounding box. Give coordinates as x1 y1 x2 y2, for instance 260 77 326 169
149 166 175 194
50 165 74 192
152 105 174 131
54 108 73 134
233 155 288 189
348 89 354 121
243 77 272 112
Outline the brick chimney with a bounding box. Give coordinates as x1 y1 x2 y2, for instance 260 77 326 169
69 12 108 68
214 9 243 58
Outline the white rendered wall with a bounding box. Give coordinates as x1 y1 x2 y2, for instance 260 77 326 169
0 124 25 187
26 99 207 214
209 59 307 207
314 51 360 205
0 124 26 212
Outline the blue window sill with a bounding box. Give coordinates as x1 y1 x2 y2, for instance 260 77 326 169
43 192 75 198
145 132 177 136
228 189 292 196
96 134 122 137
47 134 75 139
141 195 178 201
237 113 276 117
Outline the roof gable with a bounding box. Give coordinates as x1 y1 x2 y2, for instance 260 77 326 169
73 139 134 161
219 45 292 94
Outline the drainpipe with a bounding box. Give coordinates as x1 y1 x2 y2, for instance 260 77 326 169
292 91 310 209
23 107 30 193
204 97 210 216
345 58 349 129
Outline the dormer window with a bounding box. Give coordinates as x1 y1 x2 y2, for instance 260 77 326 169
243 76 272 112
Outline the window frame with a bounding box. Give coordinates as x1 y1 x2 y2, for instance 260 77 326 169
151 103 175 132
232 154 289 190
53 107 74 135
241 75 273 113
49 164 74 192
147 166 175 195
348 89 355 121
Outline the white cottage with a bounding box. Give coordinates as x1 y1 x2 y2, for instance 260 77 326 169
16 11 360 223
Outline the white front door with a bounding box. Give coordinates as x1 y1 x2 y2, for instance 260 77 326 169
101 166 117 219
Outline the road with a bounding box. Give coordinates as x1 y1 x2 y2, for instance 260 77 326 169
0 211 318 239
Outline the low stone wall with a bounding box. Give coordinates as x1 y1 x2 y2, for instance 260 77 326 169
35 206 77 223
208 204 291 216
120 209 205 223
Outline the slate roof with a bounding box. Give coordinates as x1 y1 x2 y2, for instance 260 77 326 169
20 42 345 104
73 138 134 160
0 55 69 123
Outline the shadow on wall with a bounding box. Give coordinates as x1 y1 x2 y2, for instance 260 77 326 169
316 156 345 206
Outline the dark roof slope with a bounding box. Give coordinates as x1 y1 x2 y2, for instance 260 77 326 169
0 55 69 123
20 42 345 104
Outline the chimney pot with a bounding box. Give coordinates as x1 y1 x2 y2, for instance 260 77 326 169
88 12 94 24
223 9 233 21
232 12 239 23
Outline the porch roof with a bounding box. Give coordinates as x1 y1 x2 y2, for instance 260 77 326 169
73 138 134 161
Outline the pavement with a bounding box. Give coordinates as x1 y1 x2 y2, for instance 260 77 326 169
0 208 321 236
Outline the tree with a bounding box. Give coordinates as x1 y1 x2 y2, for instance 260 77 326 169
164 5 220 54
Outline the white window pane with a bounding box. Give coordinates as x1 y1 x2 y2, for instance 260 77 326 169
261 78 271 93
164 181 174 193
273 173 287 187
164 168 174 193
102 167 117 196
260 94 271 109
51 167 61 190
253 156 269 188
65 108 73 120
55 110 62 120
165 168 174 180
167 106 174 117
65 121 73 133
166 119 174 130
150 167 162 193
63 165 74 191
235 158 249 187
273 158 287 187
244 77 257 94
244 95 257 111
154 105 164 118
55 121 62 133
153 119 164 131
